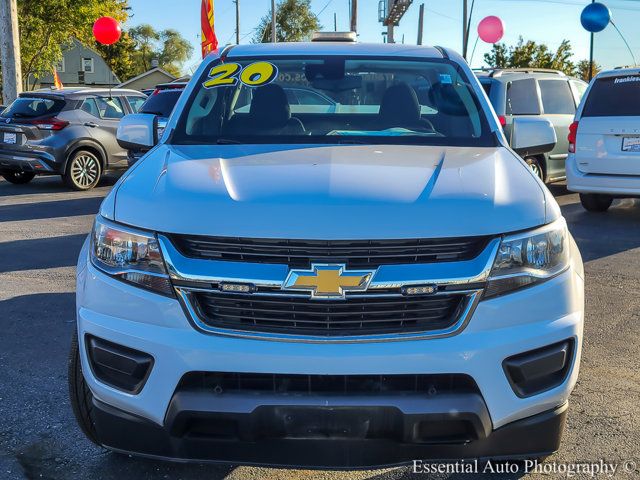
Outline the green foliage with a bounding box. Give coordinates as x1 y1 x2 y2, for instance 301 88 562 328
129 24 193 77
17 0 129 89
575 60 601 82
253 0 320 43
484 37 579 76
94 31 137 82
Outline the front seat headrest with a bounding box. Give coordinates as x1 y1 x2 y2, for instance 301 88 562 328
379 83 422 125
250 84 291 127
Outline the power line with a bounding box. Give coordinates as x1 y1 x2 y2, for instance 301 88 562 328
316 0 334 17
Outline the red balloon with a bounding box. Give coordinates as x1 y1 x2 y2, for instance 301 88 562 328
478 16 504 44
93 16 122 45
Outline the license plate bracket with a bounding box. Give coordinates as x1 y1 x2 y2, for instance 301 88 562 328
3 132 17 145
622 136 640 152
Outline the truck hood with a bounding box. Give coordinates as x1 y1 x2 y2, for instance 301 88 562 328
112 144 550 239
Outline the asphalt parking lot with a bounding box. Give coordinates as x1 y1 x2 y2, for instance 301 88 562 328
1 174 639 480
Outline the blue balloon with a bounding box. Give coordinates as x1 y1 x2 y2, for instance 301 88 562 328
581 3 611 33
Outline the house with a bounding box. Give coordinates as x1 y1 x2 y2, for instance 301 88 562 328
117 67 177 92
37 39 119 89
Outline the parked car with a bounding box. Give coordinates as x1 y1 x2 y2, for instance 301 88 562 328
126 82 187 166
567 67 640 211
476 68 588 182
70 40 584 468
0 88 147 190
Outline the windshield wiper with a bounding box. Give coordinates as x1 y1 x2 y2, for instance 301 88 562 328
333 138 371 145
215 138 242 144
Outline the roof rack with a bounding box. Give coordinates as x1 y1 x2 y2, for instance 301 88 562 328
311 31 357 42
488 68 566 78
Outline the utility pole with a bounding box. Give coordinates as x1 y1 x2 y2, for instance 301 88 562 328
334 12 337 32
0 0 22 104
417 3 424 45
271 0 276 42
589 0 595 81
234 0 240 44
386 0 394 43
350 0 358 33
462 0 468 59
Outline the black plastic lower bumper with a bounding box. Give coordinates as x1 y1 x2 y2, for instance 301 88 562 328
90 395 567 469
0 149 59 174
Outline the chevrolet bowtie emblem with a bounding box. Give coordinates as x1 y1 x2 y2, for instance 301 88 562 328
282 264 375 299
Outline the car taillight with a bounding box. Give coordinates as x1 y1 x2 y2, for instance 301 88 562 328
568 121 579 153
497 115 507 128
30 117 69 131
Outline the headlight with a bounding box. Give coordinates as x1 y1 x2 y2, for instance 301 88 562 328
485 218 570 298
90 216 173 296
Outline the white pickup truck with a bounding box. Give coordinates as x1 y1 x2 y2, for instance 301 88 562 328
69 38 584 468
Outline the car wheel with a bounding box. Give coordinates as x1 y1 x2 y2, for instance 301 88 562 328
580 193 613 212
1 171 36 184
525 157 545 182
63 150 102 191
68 331 101 446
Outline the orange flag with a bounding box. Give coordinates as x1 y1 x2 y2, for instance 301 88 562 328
52 68 63 89
201 0 218 58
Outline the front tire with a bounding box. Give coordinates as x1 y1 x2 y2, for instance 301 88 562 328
580 193 613 212
2 171 36 184
63 150 102 191
68 332 101 446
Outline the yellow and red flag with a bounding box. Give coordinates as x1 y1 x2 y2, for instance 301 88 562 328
201 0 218 58
52 68 63 89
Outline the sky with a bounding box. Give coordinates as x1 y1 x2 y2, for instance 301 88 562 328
126 0 640 75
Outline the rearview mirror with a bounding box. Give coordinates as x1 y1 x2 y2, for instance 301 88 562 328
117 114 158 151
510 117 557 156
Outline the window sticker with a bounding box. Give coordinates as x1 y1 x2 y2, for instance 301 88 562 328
203 61 278 89
439 74 453 85
613 76 640 85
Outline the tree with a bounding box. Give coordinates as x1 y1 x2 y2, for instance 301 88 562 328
484 37 577 76
129 24 193 77
129 24 159 73
17 0 129 90
95 31 137 82
253 0 320 43
575 60 601 82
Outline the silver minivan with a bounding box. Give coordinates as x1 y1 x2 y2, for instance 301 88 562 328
477 69 587 182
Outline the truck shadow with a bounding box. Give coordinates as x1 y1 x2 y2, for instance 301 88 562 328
0 233 86 273
0 173 121 197
0 197 103 222
562 199 640 262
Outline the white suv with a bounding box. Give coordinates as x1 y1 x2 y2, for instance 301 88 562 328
70 40 584 468
567 67 640 211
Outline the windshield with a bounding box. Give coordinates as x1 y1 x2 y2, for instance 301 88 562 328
140 89 183 117
172 56 496 146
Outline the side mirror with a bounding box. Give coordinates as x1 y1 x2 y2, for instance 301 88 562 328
117 114 158 151
510 117 557 156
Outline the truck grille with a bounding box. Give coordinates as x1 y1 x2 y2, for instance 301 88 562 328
190 291 468 336
167 235 490 268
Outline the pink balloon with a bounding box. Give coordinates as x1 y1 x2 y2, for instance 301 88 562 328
478 16 504 44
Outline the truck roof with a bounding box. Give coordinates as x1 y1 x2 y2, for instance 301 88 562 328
224 42 448 60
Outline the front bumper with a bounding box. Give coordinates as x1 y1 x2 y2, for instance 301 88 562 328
566 154 640 195
90 395 568 468
76 236 584 467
